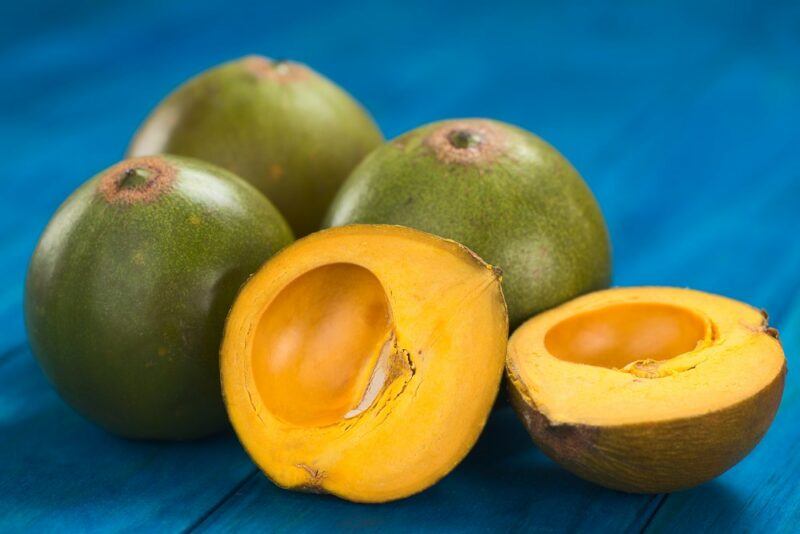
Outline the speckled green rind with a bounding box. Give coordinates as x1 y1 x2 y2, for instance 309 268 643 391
507 363 786 493
24 155 293 440
127 55 384 237
323 119 611 328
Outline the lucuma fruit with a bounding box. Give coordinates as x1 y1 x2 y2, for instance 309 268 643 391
506 287 786 492
128 55 384 237
324 118 611 328
25 155 293 440
221 225 508 502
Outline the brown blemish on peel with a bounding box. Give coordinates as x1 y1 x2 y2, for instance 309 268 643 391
295 463 327 493
766 327 780 340
99 156 176 205
508 381 599 463
758 309 780 340
424 119 507 165
491 266 504 281
268 163 285 183
241 55 311 83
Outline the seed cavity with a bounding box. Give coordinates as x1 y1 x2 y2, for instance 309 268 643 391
252 263 395 427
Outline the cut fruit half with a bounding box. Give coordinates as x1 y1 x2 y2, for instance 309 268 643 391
507 286 786 493
221 225 508 502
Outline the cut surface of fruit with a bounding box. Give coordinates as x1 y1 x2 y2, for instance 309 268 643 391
221 225 508 502
507 287 786 493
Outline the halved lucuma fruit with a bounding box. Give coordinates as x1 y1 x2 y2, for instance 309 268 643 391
507 287 786 493
221 225 508 502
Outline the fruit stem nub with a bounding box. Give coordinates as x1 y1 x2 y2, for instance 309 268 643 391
448 129 483 149
272 58 291 75
118 168 152 190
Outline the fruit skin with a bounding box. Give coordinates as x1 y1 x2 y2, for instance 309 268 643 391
25 155 293 440
221 225 508 502
506 286 787 492
508 368 785 493
128 55 384 237
324 118 611 328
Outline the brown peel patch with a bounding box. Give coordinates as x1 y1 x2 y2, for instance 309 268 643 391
294 464 327 494
507 379 599 464
758 309 780 340
241 55 312 83
424 119 507 165
99 156 176 205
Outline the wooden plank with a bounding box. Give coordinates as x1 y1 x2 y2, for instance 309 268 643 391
638 9 800 526
193 408 655 533
0 0 793 531
0 345 254 531
0 0 758 357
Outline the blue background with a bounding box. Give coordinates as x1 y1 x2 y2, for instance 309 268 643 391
2 0 799 531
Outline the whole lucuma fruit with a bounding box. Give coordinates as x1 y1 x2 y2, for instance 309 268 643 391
127 55 384 237
324 118 612 328
24 155 293 440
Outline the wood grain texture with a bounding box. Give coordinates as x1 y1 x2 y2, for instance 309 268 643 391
0 0 798 531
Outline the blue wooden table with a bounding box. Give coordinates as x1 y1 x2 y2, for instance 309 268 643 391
2 0 799 531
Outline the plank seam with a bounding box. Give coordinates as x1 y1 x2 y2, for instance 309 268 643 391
0 342 27 368
640 494 668 533
183 467 260 533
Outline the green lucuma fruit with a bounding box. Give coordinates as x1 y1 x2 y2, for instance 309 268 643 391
324 118 612 328
25 155 293 440
128 55 384 237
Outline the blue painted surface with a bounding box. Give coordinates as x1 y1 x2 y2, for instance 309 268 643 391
1 0 799 531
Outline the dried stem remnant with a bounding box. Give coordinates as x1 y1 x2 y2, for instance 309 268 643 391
241 55 311 83
99 156 176 204
424 119 507 165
